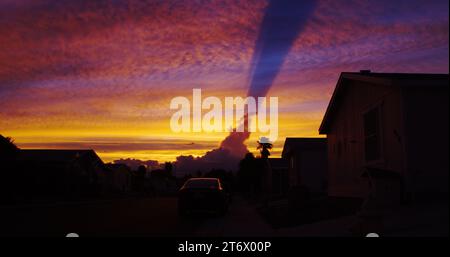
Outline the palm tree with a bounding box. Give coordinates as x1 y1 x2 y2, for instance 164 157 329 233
257 138 272 159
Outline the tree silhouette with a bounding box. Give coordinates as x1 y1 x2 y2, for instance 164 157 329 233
133 165 147 194
238 152 257 192
164 162 173 177
257 140 272 159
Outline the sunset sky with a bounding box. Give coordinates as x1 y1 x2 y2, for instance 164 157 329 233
0 0 448 164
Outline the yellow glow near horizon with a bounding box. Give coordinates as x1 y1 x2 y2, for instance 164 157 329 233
3 110 324 163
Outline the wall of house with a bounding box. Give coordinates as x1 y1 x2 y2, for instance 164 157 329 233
287 149 327 194
113 168 131 192
299 149 328 194
327 80 406 199
403 86 449 199
288 154 300 188
271 167 288 195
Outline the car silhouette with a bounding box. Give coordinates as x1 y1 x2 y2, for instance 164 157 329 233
178 178 229 216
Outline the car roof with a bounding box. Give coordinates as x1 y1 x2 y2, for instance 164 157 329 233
186 178 219 181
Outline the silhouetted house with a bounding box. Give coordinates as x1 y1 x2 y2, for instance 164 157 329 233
253 158 272 197
15 149 106 199
319 71 449 205
105 163 132 193
267 158 289 196
282 138 328 195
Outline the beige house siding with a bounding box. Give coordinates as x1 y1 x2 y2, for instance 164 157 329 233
327 80 406 198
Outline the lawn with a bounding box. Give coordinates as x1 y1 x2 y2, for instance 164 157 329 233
258 197 363 229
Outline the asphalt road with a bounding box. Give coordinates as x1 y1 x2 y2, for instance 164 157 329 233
1 196 200 237
0 194 273 237
4 195 445 237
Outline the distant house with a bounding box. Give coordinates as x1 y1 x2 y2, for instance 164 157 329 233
15 149 106 198
105 163 132 193
319 71 449 204
267 158 289 196
282 138 328 195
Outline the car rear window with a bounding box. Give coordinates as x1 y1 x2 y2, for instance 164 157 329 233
184 179 219 189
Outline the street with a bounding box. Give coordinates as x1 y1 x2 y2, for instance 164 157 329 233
1 197 196 237
1 194 448 237
0 195 272 237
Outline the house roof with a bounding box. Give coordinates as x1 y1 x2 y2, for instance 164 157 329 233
282 138 327 158
318 71 449 134
105 163 131 169
18 149 101 163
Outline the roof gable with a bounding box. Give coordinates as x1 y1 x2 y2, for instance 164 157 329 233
318 72 449 134
18 149 100 163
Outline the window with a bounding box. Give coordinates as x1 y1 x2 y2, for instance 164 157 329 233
364 107 381 162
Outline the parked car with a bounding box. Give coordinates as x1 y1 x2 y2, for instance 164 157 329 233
178 178 229 216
